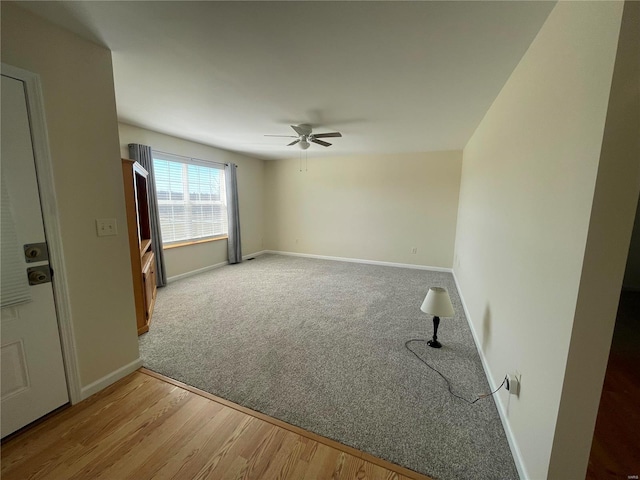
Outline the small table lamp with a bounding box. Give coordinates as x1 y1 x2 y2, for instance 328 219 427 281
420 287 455 348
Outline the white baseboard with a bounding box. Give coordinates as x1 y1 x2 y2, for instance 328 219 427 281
243 250 267 261
264 250 452 273
166 250 267 283
166 250 446 283
80 357 143 401
452 270 528 480
166 260 229 283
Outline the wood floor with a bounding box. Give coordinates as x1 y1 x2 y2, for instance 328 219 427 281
587 291 640 480
1 369 431 480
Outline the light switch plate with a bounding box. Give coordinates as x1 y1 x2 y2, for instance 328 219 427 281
96 218 118 237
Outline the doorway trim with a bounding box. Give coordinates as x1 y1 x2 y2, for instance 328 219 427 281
2 63 82 404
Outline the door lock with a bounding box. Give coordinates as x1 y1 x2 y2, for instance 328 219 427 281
24 242 49 263
27 265 52 285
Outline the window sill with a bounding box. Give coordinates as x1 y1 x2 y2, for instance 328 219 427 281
163 236 228 250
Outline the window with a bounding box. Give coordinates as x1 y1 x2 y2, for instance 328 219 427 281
152 152 227 245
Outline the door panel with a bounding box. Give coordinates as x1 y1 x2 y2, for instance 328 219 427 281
1 74 68 438
1 337 29 399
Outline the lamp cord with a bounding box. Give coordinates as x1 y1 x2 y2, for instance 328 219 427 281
405 339 508 405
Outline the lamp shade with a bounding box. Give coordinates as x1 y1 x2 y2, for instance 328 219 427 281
420 287 454 317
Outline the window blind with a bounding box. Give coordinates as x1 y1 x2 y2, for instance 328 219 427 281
152 152 228 244
1 176 31 307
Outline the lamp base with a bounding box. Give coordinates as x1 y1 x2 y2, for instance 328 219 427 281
427 339 442 348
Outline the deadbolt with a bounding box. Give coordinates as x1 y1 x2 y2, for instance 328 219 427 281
27 265 52 285
24 242 49 263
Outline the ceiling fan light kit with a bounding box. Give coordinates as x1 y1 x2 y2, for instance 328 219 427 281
266 123 342 149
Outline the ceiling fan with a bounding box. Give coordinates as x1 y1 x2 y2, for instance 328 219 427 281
265 124 342 150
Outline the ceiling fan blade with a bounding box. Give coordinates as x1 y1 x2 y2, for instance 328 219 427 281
287 139 301 146
265 134 297 138
313 132 342 138
291 124 312 136
311 138 331 147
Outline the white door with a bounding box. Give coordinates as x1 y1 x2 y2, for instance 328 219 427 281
1 74 69 438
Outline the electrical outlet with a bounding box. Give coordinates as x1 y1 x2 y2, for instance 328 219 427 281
96 218 118 237
411 247 418 254
507 372 521 396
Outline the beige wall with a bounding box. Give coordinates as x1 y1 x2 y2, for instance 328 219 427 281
548 2 639 477
118 123 265 278
453 2 625 478
264 151 462 268
2 4 140 386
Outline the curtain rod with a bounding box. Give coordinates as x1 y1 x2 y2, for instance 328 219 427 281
151 148 229 168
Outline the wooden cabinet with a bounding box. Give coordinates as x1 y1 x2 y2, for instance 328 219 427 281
142 251 156 321
122 159 156 335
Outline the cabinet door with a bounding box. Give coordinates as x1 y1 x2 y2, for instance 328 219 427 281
142 253 156 321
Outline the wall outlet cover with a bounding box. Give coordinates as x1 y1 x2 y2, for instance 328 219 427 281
507 373 520 396
96 218 118 237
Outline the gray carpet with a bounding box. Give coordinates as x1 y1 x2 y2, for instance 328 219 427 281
139 254 518 480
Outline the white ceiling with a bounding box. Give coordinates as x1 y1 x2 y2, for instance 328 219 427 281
19 1 555 160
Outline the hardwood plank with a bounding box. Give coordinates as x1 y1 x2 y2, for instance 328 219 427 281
69 378 175 446
363 461 402 480
240 423 289 479
260 432 309 480
306 442 350 480
191 416 258 480
87 395 213 480
0 373 164 479
219 456 248 480
587 291 640 480
131 404 238 480
0 370 433 480
48 388 193 480
337 453 371 480
159 409 251 480
1 372 146 468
